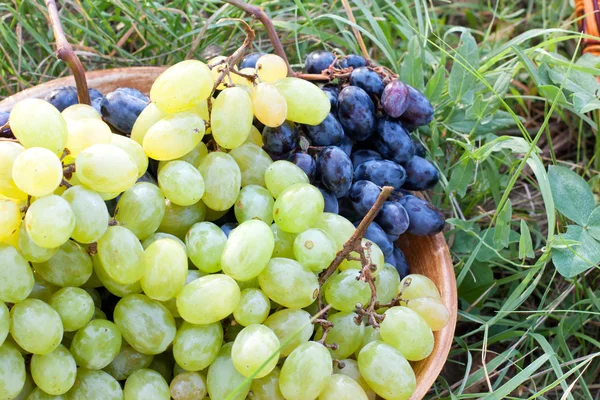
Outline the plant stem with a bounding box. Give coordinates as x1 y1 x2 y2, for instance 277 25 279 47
340 0 370 61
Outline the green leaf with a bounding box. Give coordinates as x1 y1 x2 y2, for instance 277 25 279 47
548 165 595 225
482 353 551 400
448 157 475 197
512 45 548 86
446 110 519 135
492 72 512 97
494 199 513 248
519 220 535 259
400 36 424 92
458 262 495 304
551 225 600 278
572 92 600 114
448 30 479 103
586 206 600 242
465 94 486 119
424 67 445 104
538 85 569 105
476 228 520 262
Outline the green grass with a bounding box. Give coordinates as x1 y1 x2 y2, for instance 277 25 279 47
2 0 600 398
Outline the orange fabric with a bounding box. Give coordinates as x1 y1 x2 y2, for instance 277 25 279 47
576 0 600 55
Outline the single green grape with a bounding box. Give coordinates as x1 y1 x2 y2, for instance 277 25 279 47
185 222 226 273
10 298 63 355
48 287 94 332
405 296 450 331
209 55 229 90
252 82 287 127
141 238 188 301
18 222 59 263
380 306 434 361
265 161 309 199
315 213 355 251
176 274 240 325
231 67 255 87
376 263 401 305
236 276 259 290
0 199 20 241
198 152 241 211
28 271 59 303
131 103 167 145
279 341 333 400
251 366 285 400
259 258 318 308
233 289 271 326
273 77 330 125
173 321 222 372
158 161 205 206
0 302 9 346
64 118 111 158
123 368 170 400
92 254 142 298
9 98 67 154
97 226 145 285
231 324 280 378
67 368 123 400
333 359 376 400
315 312 364 360
229 142 272 187
211 87 253 149
110 133 149 178
30 344 76 395
25 195 75 249
0 243 34 302
244 125 263 146
143 112 205 161
104 342 154 381
233 185 274 224
143 232 186 252
92 307 107 321
33 240 93 287
171 141 208 169
206 343 250 400
293 228 337 272
12 147 62 197
399 274 441 301
62 104 101 121
221 220 274 281
12 371 35 400
339 239 384 277
324 269 372 312
319 374 368 400
273 183 324 233
170 371 207 400
158 199 206 239
354 325 381 360
270 223 296 258
0 341 26 399
114 182 166 240
70 319 122 369
0 141 27 200
76 144 138 193
61 186 109 244
256 54 288 83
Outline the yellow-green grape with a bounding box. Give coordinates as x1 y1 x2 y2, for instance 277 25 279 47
198 152 241 211
131 103 167 145
67 368 122 399
230 68 256 88
104 343 154 381
0 198 20 240
399 274 441 301
76 144 138 193
251 366 284 400
233 288 271 326
173 321 222 372
159 199 206 239
143 112 205 161
265 160 309 198
314 213 354 251
252 82 287 127
34 240 92 287
141 239 188 301
357 341 416 400
273 183 324 233
207 342 250 400
62 104 101 121
279 341 332 400
150 60 213 113
82 287 102 307
0 221 20 249
325 269 371 312
0 342 26 399
12 148 62 197
229 143 273 187
124 368 170 400
221 220 274 281
61 186 109 244
234 185 274 222
25 195 75 249
168 141 208 169
10 298 63 355
319 374 368 400
270 223 296 258
92 254 143 298
189 100 210 121
64 118 112 157
30 344 76 395
0 303 9 346
185 222 226 273
274 77 330 125
92 308 107 321
236 276 259 291
211 87 253 149
209 55 229 90
142 232 186 252
231 324 280 378
115 182 166 240
170 371 207 400
176 274 240 325
315 312 364 359
9 98 68 154
97 226 145 285
256 54 288 83
405 297 450 331
333 359 376 400
13 371 34 400
70 319 122 370
258 258 318 308
244 125 263 147
375 264 401 307
48 287 94 332
339 239 384 277
380 306 433 361
113 294 176 355
158 161 205 206
0 142 27 200
263 309 313 357
28 271 59 303
109 134 149 178
293 228 336 272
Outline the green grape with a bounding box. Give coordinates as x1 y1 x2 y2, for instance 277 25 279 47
233 289 270 326
92 254 142 297
273 183 324 233
258 258 318 308
82 287 101 307
319 374 368 400
170 371 207 400
25 195 75 249
26 387 66 400
150 60 213 114
62 104 101 121
236 276 259 290
143 232 186 252
244 125 263 147
10 298 63 355
0 199 20 240
399 274 441 301
33 240 93 287
333 359 376 400
0 223 19 249
9 98 67 154
251 82 287 127
30 344 76 395
114 294 176 355
0 302 9 346
279 341 332 400
263 309 314 356
141 238 188 301
211 87 253 149
48 287 94 332
65 118 112 157
273 78 330 125
315 312 364 360
115 182 166 240
158 199 206 239
67 368 123 400
229 143 272 187
97 226 145 284
143 112 205 161
76 144 138 193
339 239 384 277
376 263 401 305
206 343 250 400
357 341 416 400
209 55 229 90
315 213 355 251
158 161 204 206
28 272 59 302
405 297 450 331
61 186 109 244
148 351 175 382
265 161 309 198
0 142 27 200
176 274 240 325
173 321 222 372
131 103 167 145
92 307 107 320
231 67 256 87
13 371 34 400
110 134 149 178
324 269 371 312
251 366 284 400
293 228 336 272
0 243 34 302
185 222 226 273
198 152 241 211
221 220 274 281
256 54 288 83
123 368 170 400
231 324 279 378
380 306 433 361
170 141 208 169
11 147 62 197
270 223 296 258
0 342 26 399
70 319 122 369
233 185 274 224
104 343 154 380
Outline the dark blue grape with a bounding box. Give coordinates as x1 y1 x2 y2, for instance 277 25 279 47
349 67 384 97
391 247 410 278
339 136 354 157
337 86 376 141
348 180 381 216
239 52 266 69
221 222 239 237
351 149 382 168
0 111 9 127
322 87 338 113
317 185 339 214
340 54 367 69
354 221 393 259
288 152 316 182
92 97 103 114
375 201 409 236
403 156 439 191
338 196 360 221
381 80 409 118
113 87 149 102
305 51 335 74
354 160 406 189
266 150 293 161
316 146 353 198
413 139 426 157
400 85 434 127
262 121 299 154
44 86 105 112
100 89 149 133
89 88 104 102
399 195 444 236
253 118 265 134
304 113 344 146
374 117 415 164
386 233 400 243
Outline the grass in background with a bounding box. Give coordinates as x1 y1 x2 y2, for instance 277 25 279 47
1 0 599 398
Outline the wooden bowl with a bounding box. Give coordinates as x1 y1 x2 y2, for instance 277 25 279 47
0 67 457 400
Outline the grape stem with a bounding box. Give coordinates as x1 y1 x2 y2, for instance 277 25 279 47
45 0 91 105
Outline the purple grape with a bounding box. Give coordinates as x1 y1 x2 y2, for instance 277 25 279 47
303 113 344 146
351 149 382 168
354 159 407 189
381 80 410 118
338 196 361 221
340 54 367 69
402 156 439 191
375 201 410 236
44 86 105 112
317 185 339 214
400 85 434 127
348 180 381 216
337 86 376 141
374 117 415 164
239 52 266 69
221 222 239 237
339 136 354 157
349 67 384 96
390 247 410 278
100 89 149 133
288 152 316 182
262 121 299 154
399 195 445 236
354 220 393 259
322 87 339 113
0 111 9 127
316 146 353 198
412 139 426 157
305 51 336 74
